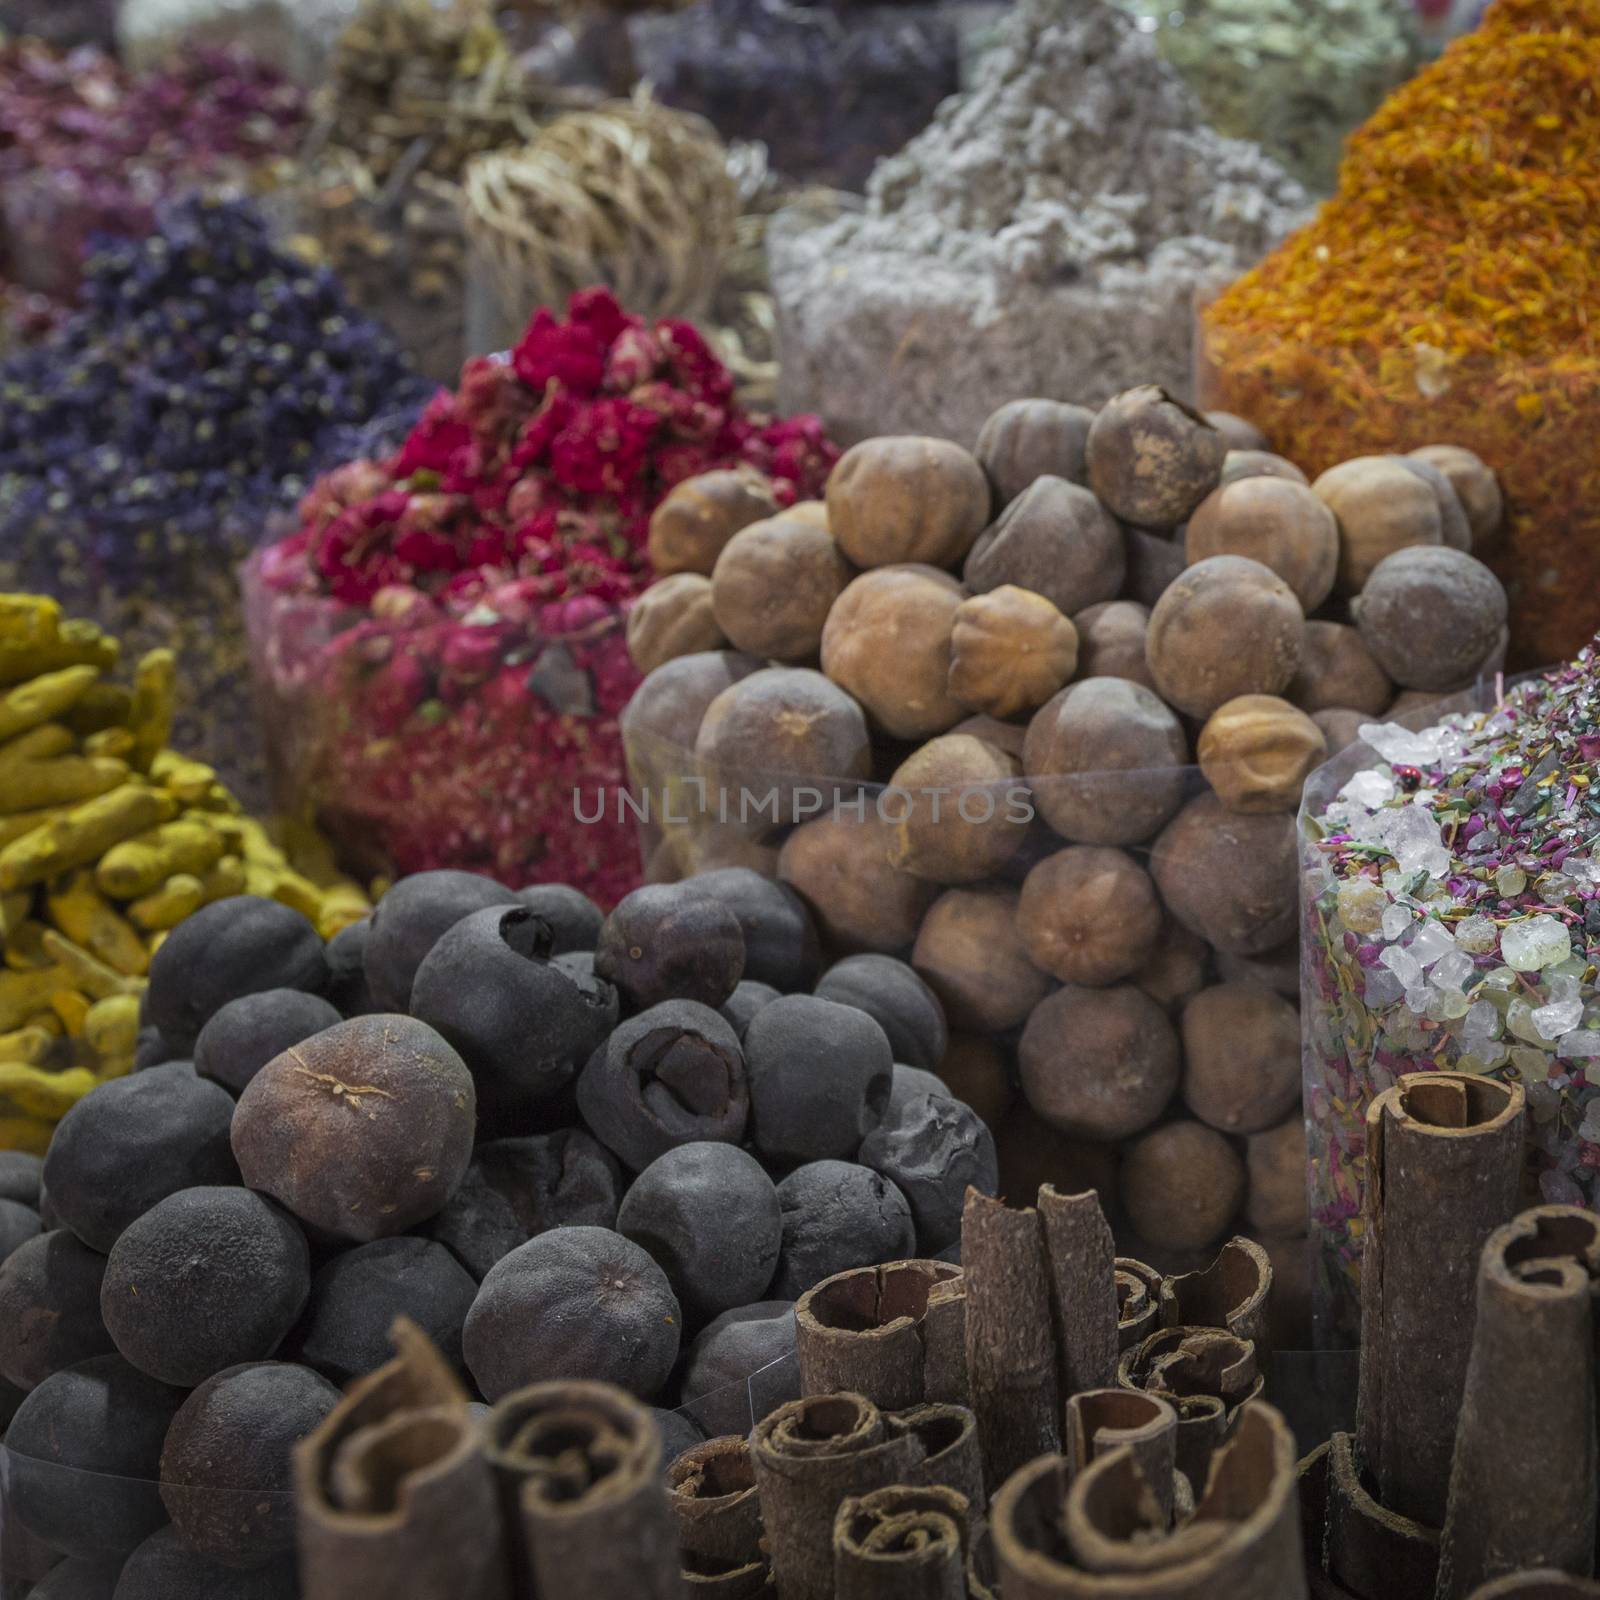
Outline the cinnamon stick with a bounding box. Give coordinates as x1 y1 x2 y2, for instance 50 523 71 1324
1038 1185 1119 1397
962 1190 1061 1490
1357 1073 1526 1530
668 1436 765 1571
1064 1389 1177 1532
922 1272 970 1407
1116 1256 1163 1351
486 1379 683 1600
889 1402 986 1518
1117 1325 1258 1489
1436 1206 1600 1600
1158 1237 1273 1356
967 1519 1001 1600
795 1260 963 1410
1467 1576 1600 1598
751 1391 922 1600
1324 1429 1439 1600
832 1484 970 1600
294 1318 510 1600
989 1401 1307 1598
682 1556 771 1595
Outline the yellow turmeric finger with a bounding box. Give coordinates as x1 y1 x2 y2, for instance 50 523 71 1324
46 870 149 977
0 965 74 1031
243 864 282 900
3 920 50 971
130 649 176 773
0 1026 54 1065
0 664 101 745
39 931 136 1002
65 683 133 737
0 1062 96 1119
96 820 225 901
316 886 372 940
266 868 324 923
0 724 74 768
0 594 61 650
0 1115 54 1155
84 993 141 1065
0 889 29 937
0 756 128 814
83 727 136 761
0 807 64 852
128 873 206 932
198 856 246 905
0 784 177 891
48 991 89 1036
22 1011 61 1037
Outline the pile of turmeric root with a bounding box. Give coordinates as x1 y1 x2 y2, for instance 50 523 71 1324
0 594 369 1152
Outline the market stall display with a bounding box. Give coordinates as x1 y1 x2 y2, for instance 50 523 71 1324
770 0 1309 446
117 0 362 79
622 386 1508 1265
1107 0 1419 193
1302 629 1600 1335
283 0 595 383
461 92 739 357
630 0 962 194
1200 0 1600 670
245 286 834 904
0 861 1003 1588
0 593 369 1155
0 196 431 807
0 37 307 299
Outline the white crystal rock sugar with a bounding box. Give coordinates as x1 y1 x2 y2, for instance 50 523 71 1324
1454 914 1499 954
1407 918 1457 969
1341 769 1396 812
1533 974 1585 1040
1431 948 1475 991
1379 901 1412 941
1500 914 1573 974
1383 803 1451 879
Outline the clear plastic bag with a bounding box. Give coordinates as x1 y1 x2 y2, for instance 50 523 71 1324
242 549 644 905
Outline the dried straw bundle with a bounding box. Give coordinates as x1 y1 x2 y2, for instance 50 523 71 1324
462 91 740 336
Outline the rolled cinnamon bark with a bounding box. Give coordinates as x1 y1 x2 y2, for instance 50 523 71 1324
683 1555 771 1595
1436 1206 1600 1600
486 1379 682 1600
1064 1389 1177 1532
1324 1429 1439 1600
1467 1576 1600 1598
1116 1323 1250 1493
889 1402 986 1518
923 1272 970 1407
795 1260 963 1410
1039 1185 1119 1397
968 1519 1001 1600
1158 1237 1273 1355
295 1318 511 1600
990 1401 1307 1598
832 1484 970 1600
668 1436 764 1570
1117 1257 1163 1352
1357 1073 1526 1530
962 1190 1061 1490
751 1391 922 1600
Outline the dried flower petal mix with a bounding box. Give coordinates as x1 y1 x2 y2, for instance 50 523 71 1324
1303 638 1600 1333
249 287 834 901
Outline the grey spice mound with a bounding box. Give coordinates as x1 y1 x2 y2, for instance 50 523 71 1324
771 0 1310 447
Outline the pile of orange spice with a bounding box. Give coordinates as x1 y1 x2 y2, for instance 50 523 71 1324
1200 0 1600 671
